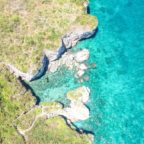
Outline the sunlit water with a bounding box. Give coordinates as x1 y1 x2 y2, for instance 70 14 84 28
29 67 80 105
29 0 144 143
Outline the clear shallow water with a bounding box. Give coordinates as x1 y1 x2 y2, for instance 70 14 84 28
29 67 80 105
29 0 144 143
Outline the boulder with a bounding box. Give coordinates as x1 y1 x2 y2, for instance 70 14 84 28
48 61 60 73
64 103 89 121
64 86 90 122
76 70 85 78
74 49 89 63
83 75 90 81
79 63 87 70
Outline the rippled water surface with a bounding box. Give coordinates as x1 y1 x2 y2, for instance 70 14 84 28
74 0 144 143
30 0 144 143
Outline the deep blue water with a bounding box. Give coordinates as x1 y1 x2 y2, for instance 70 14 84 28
29 0 144 143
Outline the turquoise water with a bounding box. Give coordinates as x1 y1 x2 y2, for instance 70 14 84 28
74 0 144 143
29 67 80 104
29 0 144 143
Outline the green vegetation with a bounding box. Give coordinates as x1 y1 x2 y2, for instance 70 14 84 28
16 107 41 130
16 102 63 130
0 0 97 73
0 65 36 144
67 87 84 101
0 0 96 143
0 66 93 144
41 101 63 113
75 14 98 30
26 116 92 144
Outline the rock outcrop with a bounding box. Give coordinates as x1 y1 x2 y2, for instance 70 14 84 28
3 54 49 81
62 27 96 49
63 86 90 122
16 87 92 143
74 49 89 63
4 19 97 81
5 63 33 81
44 27 96 62
48 48 90 81
30 55 49 81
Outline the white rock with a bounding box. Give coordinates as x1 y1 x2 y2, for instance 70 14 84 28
48 61 60 73
63 86 90 122
79 63 87 70
74 49 89 63
83 75 90 81
78 78 84 83
77 70 85 77
81 86 90 103
64 103 89 121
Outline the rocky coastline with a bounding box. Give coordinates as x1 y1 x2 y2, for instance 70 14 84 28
1 1 98 143
6 27 97 142
0 0 99 143
4 25 97 82
16 86 93 143
5 14 97 143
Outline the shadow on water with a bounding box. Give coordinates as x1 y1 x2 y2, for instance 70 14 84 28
30 55 49 82
80 28 99 42
61 116 95 135
18 77 40 105
84 104 91 112
87 5 90 14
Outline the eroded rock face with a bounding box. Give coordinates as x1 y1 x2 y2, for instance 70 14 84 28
5 63 33 81
6 27 95 81
62 28 96 49
45 27 95 62
29 27 95 81
74 49 89 63
44 27 95 62
48 49 89 72
30 55 49 81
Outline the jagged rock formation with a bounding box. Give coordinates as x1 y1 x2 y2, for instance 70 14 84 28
15 86 91 143
30 55 49 81
4 26 96 81
64 86 90 122
74 49 90 62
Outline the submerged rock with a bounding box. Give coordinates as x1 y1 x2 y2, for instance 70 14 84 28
89 62 96 69
83 75 90 81
79 63 87 70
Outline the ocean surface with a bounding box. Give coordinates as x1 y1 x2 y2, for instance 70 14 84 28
29 0 144 143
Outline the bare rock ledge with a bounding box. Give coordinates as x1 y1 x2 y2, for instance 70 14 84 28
63 86 90 122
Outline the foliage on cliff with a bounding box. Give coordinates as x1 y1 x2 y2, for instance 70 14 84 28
0 0 96 73
0 68 92 143
0 0 96 143
0 65 36 144
26 116 92 144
